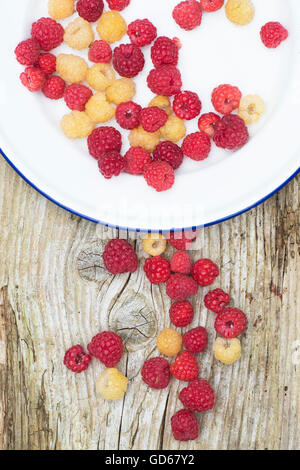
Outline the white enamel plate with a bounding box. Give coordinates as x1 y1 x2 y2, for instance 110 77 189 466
0 0 299 231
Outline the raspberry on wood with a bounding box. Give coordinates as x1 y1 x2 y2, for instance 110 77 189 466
170 350 199 381
172 1 202 31
214 307 248 338
87 331 123 367
102 238 138 274
169 301 194 327
182 326 208 353
168 230 198 250
204 288 230 314
153 141 184 170
151 36 179 68
192 258 219 286
63 345 92 373
182 132 211 161
170 251 192 274
179 378 215 412
171 409 199 441
143 161 175 192
128 19 157 47
113 43 145 78
173 91 202 120
88 126 122 159
166 274 198 301
144 256 171 284
15 38 40 66
141 357 170 389
147 65 182 97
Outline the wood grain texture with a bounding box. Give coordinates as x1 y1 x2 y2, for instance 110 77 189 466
0 156 299 450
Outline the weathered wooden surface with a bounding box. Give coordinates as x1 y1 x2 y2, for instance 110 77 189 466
0 156 299 450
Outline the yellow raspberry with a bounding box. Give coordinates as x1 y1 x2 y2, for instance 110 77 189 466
85 92 115 123
225 0 255 26
60 111 95 139
48 0 74 20
87 63 115 91
213 337 242 365
238 94 265 124
57 54 88 83
96 368 128 401
157 328 182 357
142 234 167 256
64 17 94 50
97 11 127 44
149 95 172 116
160 115 186 143
129 126 160 153
106 78 136 105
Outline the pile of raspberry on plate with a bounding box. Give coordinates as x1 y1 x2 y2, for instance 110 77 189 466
14 0 288 192
64 232 248 442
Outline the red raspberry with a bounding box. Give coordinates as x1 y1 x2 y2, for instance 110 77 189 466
173 91 202 120
141 357 170 389
124 147 152 175
113 44 145 78
151 36 179 68
107 0 130 10
213 114 249 150
166 274 198 301
169 301 194 327
179 378 215 412
200 0 224 12
198 112 220 137
171 409 199 441
147 65 182 96
38 53 56 75
89 40 112 63
143 161 175 192
128 19 157 47
64 84 93 111
42 75 65 100
170 251 192 274
116 101 141 130
182 326 208 353
192 258 219 286
170 350 199 381
15 38 40 66
168 230 198 250
140 106 168 133
214 307 247 338
98 151 125 179
103 238 138 274
152 141 184 170
77 0 104 22
260 22 288 49
211 84 242 115
87 331 123 367
204 288 230 314
20 66 46 92
63 345 92 373
88 127 122 159
182 132 211 161
31 17 64 51
143 256 171 284
172 0 202 31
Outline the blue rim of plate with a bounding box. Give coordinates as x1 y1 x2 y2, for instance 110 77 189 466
1 146 299 233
